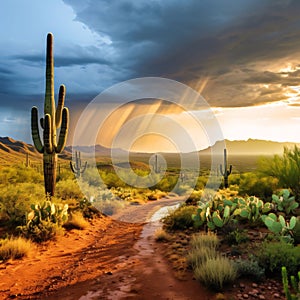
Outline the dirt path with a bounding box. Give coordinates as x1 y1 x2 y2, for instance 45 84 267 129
0 198 213 299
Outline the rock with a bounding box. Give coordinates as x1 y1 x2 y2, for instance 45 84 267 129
273 293 280 298
252 289 259 295
258 295 265 300
252 283 258 288
243 294 249 299
239 283 245 289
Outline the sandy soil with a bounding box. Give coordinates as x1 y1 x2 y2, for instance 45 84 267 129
0 198 214 300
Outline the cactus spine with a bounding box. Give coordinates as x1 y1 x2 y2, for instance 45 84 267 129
31 33 69 196
70 151 87 177
220 148 232 188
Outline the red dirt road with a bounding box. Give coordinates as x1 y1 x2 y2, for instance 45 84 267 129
0 198 214 299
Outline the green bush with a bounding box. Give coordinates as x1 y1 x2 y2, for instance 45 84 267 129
259 146 300 199
55 179 84 199
194 256 237 291
234 257 265 281
224 229 249 245
0 182 44 226
238 172 277 200
163 205 196 230
256 240 300 275
0 165 43 185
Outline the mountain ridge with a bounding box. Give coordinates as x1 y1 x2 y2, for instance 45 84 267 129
0 136 299 166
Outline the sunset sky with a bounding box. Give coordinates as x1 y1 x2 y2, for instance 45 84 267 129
1 0 300 152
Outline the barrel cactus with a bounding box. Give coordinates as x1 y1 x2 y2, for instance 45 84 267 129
31 33 69 196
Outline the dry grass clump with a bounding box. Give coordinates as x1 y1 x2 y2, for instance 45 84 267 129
194 255 237 290
64 212 89 230
0 236 33 260
186 232 236 290
154 228 172 242
190 232 219 250
186 246 217 269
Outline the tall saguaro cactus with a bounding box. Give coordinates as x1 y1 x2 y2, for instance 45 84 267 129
31 33 69 196
70 151 87 177
220 148 232 188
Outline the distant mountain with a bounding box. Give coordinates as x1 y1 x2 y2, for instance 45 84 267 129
0 137 71 166
1 137 299 168
200 139 300 156
65 144 128 157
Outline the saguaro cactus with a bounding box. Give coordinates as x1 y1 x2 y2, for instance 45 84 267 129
31 33 69 196
220 148 232 188
70 151 87 177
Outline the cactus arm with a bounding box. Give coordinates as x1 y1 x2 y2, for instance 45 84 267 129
44 33 55 117
55 84 66 128
229 164 232 175
55 107 69 153
70 161 76 173
44 114 53 154
220 164 224 176
81 161 87 174
40 117 45 129
31 107 44 153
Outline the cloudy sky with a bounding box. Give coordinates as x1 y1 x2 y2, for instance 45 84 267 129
1 0 300 151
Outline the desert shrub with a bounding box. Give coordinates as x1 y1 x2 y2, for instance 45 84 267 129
0 182 44 226
292 217 300 244
83 168 104 187
18 200 68 242
234 257 265 281
195 176 208 190
256 240 300 275
100 170 127 189
194 256 237 291
190 232 219 250
258 146 300 199
163 205 196 230
95 199 127 215
0 236 33 260
55 179 83 199
224 229 249 245
154 229 172 242
0 165 43 185
186 246 217 269
19 220 61 243
238 172 277 200
153 175 177 192
64 212 89 230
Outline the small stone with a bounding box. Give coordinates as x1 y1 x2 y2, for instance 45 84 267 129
252 283 258 288
273 293 280 298
258 296 265 300
240 283 245 289
243 294 249 299
252 289 259 295
105 271 113 275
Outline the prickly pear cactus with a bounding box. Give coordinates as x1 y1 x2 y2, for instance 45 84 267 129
31 33 69 196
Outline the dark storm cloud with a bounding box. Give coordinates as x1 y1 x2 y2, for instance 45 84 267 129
13 49 109 68
63 0 300 107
